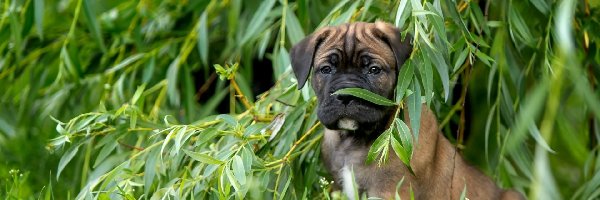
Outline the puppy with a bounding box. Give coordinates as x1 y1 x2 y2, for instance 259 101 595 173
290 21 524 199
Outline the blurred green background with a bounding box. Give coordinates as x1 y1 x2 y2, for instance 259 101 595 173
0 0 599 199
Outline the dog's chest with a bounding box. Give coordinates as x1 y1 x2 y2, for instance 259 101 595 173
321 129 408 199
321 130 372 195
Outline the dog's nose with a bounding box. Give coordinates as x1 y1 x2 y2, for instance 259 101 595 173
336 94 355 105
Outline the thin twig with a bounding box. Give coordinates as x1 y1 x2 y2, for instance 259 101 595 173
195 72 217 100
231 79 254 110
118 140 145 151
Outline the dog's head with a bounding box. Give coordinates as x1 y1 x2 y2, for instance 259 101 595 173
290 22 412 132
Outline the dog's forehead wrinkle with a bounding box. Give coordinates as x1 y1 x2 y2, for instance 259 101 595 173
343 24 357 64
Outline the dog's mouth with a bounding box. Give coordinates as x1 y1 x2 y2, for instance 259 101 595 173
317 96 389 131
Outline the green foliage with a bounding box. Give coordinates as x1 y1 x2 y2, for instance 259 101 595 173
0 0 599 199
332 88 397 106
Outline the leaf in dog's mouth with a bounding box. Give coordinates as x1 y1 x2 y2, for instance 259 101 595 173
332 88 397 106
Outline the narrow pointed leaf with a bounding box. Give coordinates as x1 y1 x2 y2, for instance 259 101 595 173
366 129 390 164
82 0 106 52
408 79 422 143
396 62 414 102
333 88 397 106
183 149 224 165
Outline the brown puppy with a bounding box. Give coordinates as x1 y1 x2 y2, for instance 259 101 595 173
290 22 524 199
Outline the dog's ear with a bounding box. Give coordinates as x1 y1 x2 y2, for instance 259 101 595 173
290 29 331 89
374 21 413 70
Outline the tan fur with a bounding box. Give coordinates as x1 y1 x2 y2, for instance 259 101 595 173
322 107 524 199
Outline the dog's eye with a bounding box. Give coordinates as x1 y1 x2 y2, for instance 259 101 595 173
320 66 333 74
368 66 381 74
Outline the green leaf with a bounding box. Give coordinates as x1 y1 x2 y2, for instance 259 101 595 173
33 0 44 39
459 185 467 200
331 0 360 25
240 147 253 172
243 123 266 136
360 0 374 21
196 127 219 145
226 0 240 40
93 138 117 168
395 118 413 154
217 114 238 127
160 127 176 160
285 6 305 45
453 47 469 72
131 84 146 105
426 3 449 45
173 126 188 154
57 142 82 180
274 48 291 78
469 2 489 35
232 155 246 185
394 177 406 200
350 167 360 200
396 62 414 102
197 12 208 67
105 53 145 74
424 45 450 101
144 148 158 196
394 0 411 28
418 53 433 104
412 10 439 17
366 128 390 164
407 79 422 143
317 0 351 28
443 0 472 39
82 0 106 52
392 119 414 171
44 174 53 200
277 168 293 200
474 50 494 66
391 134 410 165
484 103 497 165
241 0 276 44
508 5 535 46
507 84 553 153
224 165 242 197
333 88 397 106
529 0 550 14
9 7 23 59
60 46 80 81
166 56 181 106
257 30 272 59
183 149 224 165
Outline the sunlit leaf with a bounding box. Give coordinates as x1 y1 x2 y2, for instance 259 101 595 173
366 128 390 164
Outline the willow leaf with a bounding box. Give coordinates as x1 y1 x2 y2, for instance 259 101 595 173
183 149 224 165
333 88 397 106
